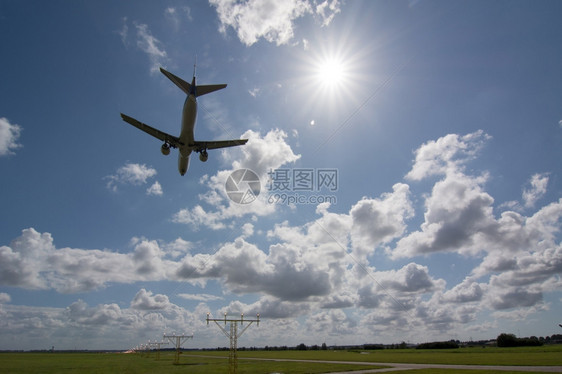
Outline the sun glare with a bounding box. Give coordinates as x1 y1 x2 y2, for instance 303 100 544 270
316 57 346 89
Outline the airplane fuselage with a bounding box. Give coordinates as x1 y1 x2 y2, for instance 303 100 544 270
178 94 197 175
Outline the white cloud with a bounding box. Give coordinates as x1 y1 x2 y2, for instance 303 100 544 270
248 87 260 97
405 130 491 181
392 172 495 258
0 117 22 156
442 279 485 303
522 172 549 208
0 294 209 350
2 129 561 348
350 183 414 258
165 6 193 28
209 0 342 46
0 292 11 304
130 289 172 310
146 181 163 196
210 0 311 46
0 228 175 293
134 22 168 74
178 293 223 302
315 0 341 26
174 235 338 301
241 222 254 237
106 163 157 192
118 17 128 45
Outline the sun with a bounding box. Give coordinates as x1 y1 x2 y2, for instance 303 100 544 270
316 57 347 89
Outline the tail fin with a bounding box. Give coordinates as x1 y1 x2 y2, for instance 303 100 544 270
160 67 227 97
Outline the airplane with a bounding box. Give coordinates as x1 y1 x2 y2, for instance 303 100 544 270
120 65 248 175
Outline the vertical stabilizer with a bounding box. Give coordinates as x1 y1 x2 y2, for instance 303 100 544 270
160 64 227 97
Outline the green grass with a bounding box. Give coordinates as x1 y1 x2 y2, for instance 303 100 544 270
211 345 562 366
0 352 381 374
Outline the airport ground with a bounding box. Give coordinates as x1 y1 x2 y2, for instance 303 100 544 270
2 345 562 373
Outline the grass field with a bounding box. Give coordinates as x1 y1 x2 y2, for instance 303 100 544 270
0 352 381 374
223 345 562 366
1 345 561 374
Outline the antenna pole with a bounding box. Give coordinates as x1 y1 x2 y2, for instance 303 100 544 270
148 341 168 361
193 55 197 77
206 313 260 374
164 333 194 365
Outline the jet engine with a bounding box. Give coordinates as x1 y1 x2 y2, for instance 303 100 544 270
199 151 208 162
161 143 171 155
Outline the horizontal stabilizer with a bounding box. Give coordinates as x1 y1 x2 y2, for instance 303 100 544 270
160 67 226 97
196 84 227 97
160 67 191 95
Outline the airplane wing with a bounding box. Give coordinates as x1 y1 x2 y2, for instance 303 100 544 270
120 113 182 148
193 139 248 151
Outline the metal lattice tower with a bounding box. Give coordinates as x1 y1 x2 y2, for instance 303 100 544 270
206 313 260 374
163 333 193 364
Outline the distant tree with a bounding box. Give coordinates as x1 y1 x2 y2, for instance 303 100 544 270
497 333 517 347
416 341 459 350
296 343 307 351
321 343 327 350
497 333 542 347
363 344 384 350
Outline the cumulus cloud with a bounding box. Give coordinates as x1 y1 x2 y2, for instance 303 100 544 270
209 0 341 46
393 172 495 258
2 129 561 347
105 163 158 192
0 117 22 156
442 279 485 303
350 183 414 258
0 228 176 293
130 289 172 310
174 237 332 301
0 293 211 350
0 292 11 304
386 131 562 325
405 130 491 181
146 181 163 196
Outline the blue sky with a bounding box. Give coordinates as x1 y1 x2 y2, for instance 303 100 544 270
1 0 561 350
